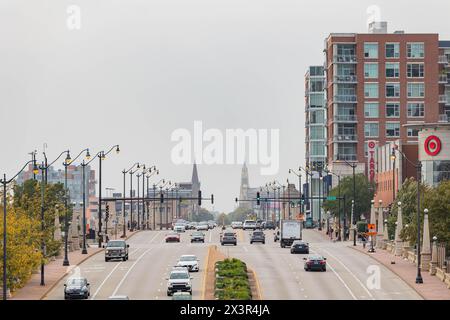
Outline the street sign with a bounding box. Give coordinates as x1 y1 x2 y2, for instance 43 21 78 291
367 224 376 230
366 231 377 236
327 196 337 201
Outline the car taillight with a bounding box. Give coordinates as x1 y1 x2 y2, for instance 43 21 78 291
320 261 326 265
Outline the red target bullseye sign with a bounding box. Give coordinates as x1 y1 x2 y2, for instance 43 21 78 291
424 135 442 156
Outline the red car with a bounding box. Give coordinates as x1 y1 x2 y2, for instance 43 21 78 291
165 232 181 243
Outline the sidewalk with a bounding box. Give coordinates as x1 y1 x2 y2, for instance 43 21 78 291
10 230 141 300
312 228 450 300
350 245 450 300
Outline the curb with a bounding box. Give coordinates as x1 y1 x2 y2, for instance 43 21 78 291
201 245 213 300
39 230 142 300
249 268 263 300
347 245 426 300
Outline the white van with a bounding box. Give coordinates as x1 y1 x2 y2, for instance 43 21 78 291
243 220 257 230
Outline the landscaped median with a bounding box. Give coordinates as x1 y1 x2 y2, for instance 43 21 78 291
215 258 252 300
202 244 261 300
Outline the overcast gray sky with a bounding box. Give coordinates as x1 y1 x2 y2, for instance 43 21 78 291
1 0 449 213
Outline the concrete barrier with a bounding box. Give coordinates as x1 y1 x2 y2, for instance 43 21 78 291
436 267 446 282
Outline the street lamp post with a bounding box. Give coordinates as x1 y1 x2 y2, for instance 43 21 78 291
344 160 357 246
289 168 303 220
122 163 139 237
136 171 141 230
392 148 423 283
38 150 70 284
97 145 120 248
62 149 90 266
2 159 38 300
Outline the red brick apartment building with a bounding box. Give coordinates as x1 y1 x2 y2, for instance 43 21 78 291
323 22 450 183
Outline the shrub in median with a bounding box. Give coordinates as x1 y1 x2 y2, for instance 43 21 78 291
214 258 252 300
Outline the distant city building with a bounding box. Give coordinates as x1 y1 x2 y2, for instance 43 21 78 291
17 164 96 205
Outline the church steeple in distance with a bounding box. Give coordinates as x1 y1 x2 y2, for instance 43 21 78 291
239 162 250 209
191 162 200 197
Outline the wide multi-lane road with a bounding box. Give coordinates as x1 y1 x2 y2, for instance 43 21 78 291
44 227 422 300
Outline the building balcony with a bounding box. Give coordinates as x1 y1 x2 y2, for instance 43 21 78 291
438 114 450 123
333 95 357 103
333 55 357 64
439 55 449 64
334 75 357 83
334 154 357 161
333 134 358 142
333 115 357 123
439 95 448 104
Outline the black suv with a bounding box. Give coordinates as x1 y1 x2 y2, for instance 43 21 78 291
105 240 129 262
250 231 265 244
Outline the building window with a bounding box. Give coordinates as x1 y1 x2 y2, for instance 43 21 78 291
386 103 400 118
310 127 325 139
386 43 400 58
386 83 400 98
385 62 400 78
309 94 325 108
364 122 379 138
364 43 378 59
407 63 424 78
364 103 379 118
364 83 379 98
386 123 400 137
407 83 425 98
364 63 378 78
407 102 425 117
407 43 424 58
407 128 419 137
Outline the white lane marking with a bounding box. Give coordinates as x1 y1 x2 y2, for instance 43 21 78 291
320 248 375 300
111 247 153 296
90 231 161 300
323 261 358 300
90 248 140 300
243 246 248 252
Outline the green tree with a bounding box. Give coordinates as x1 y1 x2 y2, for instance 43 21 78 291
390 178 450 252
13 179 67 258
192 207 214 222
0 202 42 292
227 207 253 222
322 174 375 222
216 213 231 226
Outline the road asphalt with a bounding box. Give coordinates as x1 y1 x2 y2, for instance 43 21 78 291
44 227 422 300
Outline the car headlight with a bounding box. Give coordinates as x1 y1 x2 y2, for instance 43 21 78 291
105 250 109 253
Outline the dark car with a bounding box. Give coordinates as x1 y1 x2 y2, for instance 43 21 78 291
220 231 237 246
190 231 205 243
290 241 309 254
165 232 181 243
250 231 265 244
64 277 90 300
105 240 129 262
264 221 276 230
303 255 327 272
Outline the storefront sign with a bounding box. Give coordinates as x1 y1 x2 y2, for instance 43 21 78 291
367 140 377 182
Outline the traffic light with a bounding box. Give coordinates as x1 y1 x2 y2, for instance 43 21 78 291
256 192 260 205
160 192 164 203
198 190 202 206
211 194 214 204
105 203 110 220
